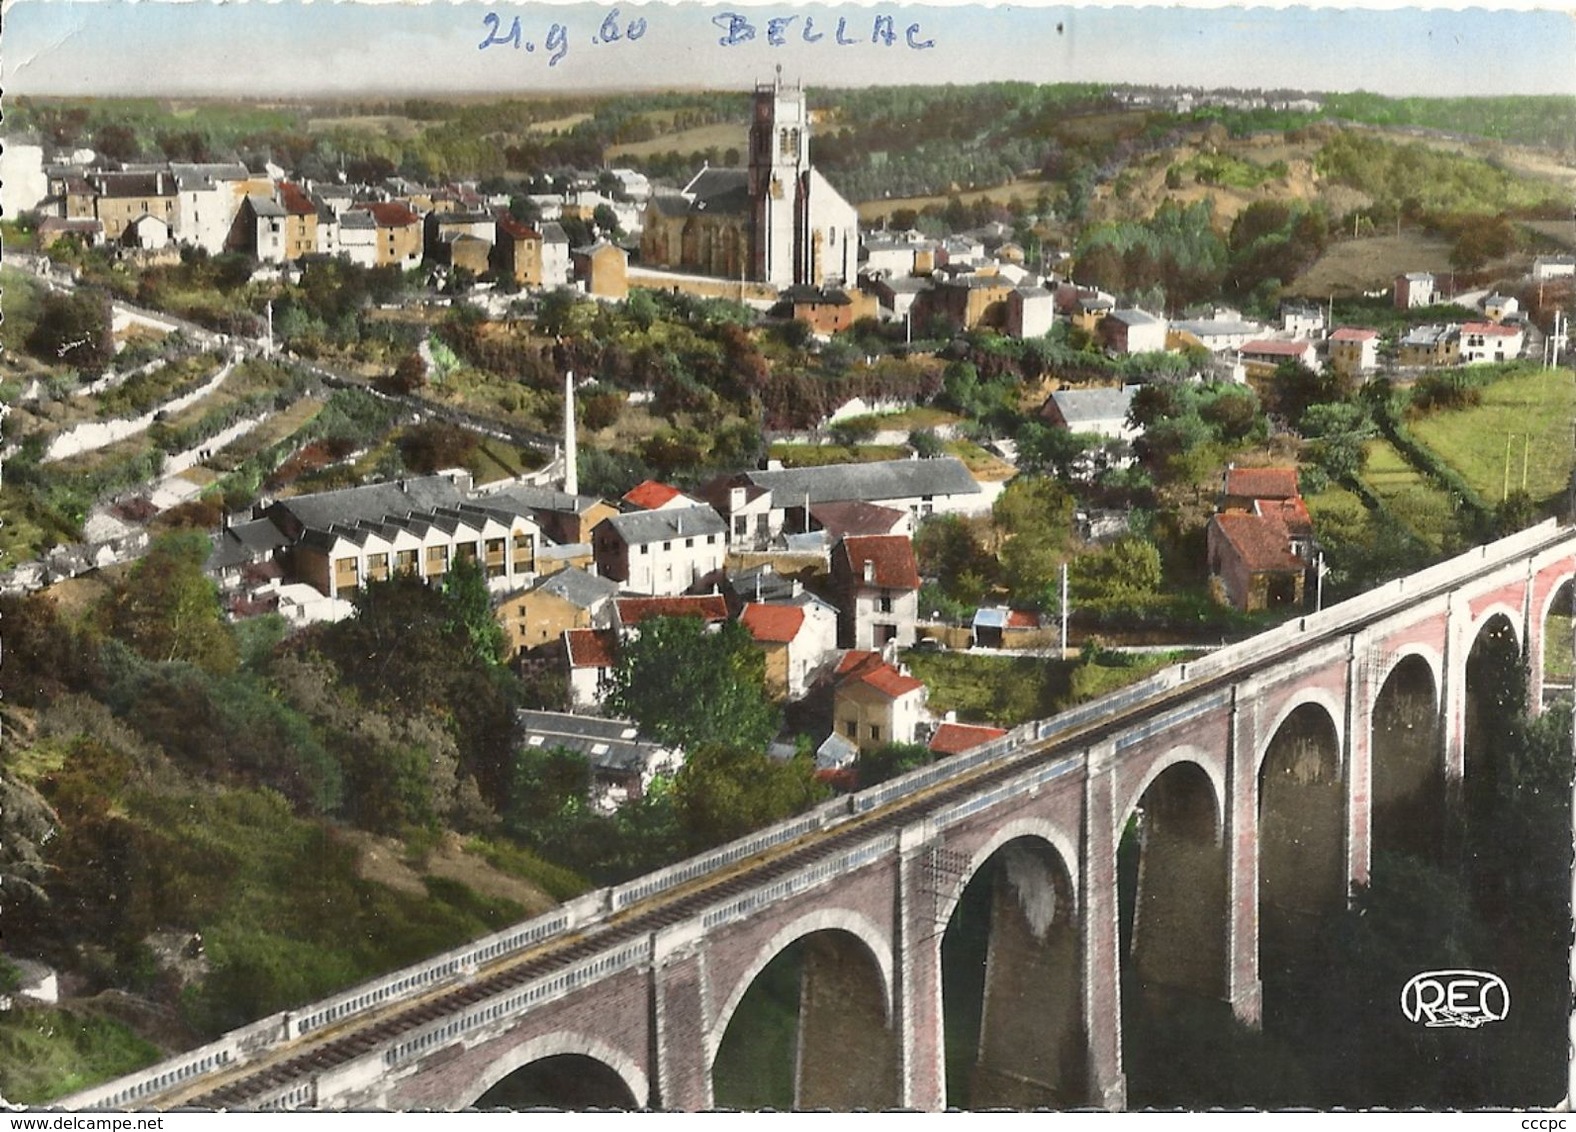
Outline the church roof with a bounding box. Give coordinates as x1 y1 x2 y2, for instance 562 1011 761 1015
683 167 752 215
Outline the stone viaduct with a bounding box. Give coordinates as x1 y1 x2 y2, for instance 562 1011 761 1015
63 522 1576 1112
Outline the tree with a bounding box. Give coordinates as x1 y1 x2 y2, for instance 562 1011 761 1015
672 743 827 850
379 351 427 395
857 742 934 788
26 290 112 377
606 617 779 752
508 745 592 828
1069 536 1163 604
397 421 479 474
993 476 1076 607
591 203 625 240
1300 401 1376 483
102 531 239 675
91 123 140 163
441 556 509 667
908 428 945 458
1017 420 1098 480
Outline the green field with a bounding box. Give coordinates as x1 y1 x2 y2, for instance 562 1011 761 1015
1303 482 1370 527
1409 367 1576 507
0 1006 162 1105
1360 438 1460 550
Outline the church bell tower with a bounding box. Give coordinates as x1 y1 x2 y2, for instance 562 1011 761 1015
748 69 810 286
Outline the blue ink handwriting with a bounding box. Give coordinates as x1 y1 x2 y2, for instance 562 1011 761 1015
478 8 647 67
711 11 934 50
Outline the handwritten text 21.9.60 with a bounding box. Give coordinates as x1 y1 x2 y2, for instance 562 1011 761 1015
477 9 647 67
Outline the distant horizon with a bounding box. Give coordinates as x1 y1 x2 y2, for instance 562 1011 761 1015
4 2 1575 100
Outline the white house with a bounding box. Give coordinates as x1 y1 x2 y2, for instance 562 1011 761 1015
831 650 928 754
563 628 618 711
169 162 253 255
591 506 727 596
1460 321 1524 364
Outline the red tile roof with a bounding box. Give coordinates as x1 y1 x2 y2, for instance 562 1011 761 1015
928 722 1008 756
1241 339 1313 357
565 627 618 668
1255 496 1314 541
622 480 686 510
839 535 920 590
1224 467 1300 502
740 602 805 644
836 650 883 677
495 212 542 241
810 500 907 539
279 182 316 216
368 202 420 228
1463 322 1521 337
836 650 925 699
616 595 729 627
1211 512 1303 574
1330 327 1379 342
1005 610 1041 630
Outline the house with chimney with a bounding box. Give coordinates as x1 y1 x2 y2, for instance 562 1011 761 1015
739 596 839 701
702 457 986 550
563 627 619 710
1207 466 1316 612
503 566 617 656
515 709 683 813
831 534 921 650
830 651 929 754
591 507 728 596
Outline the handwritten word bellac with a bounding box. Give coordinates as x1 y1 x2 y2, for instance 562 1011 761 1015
712 11 936 50
478 8 647 67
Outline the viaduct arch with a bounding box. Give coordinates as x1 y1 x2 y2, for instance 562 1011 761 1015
59 523 1576 1113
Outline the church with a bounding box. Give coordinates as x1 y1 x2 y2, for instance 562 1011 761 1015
641 78 859 290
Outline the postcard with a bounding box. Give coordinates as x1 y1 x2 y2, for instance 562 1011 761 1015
1 0 1573 1115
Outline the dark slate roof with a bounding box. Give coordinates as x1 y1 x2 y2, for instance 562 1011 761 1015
207 518 292 571
270 475 469 534
338 209 377 230
647 189 692 219
598 505 725 545
485 484 604 516
540 221 570 245
724 563 798 604
745 457 980 507
246 194 287 218
516 709 675 774
168 162 251 190
533 566 617 610
685 167 751 215
1049 386 1136 427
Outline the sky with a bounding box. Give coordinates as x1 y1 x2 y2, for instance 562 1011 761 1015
2 1 1574 99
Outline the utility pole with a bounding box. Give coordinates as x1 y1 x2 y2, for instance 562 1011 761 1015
1315 549 1326 612
1059 560 1069 657
1504 433 1514 501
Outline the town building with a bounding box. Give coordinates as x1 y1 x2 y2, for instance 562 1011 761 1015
831 534 921 650
591 507 727 596
831 651 928 754
1394 272 1438 309
640 78 858 289
515 710 683 813
502 567 617 656
1397 324 1461 368
1328 327 1380 377
1460 321 1524 364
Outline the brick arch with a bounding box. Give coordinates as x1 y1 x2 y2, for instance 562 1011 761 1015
1116 746 1227 838
456 1031 649 1110
1374 644 1443 710
937 817 1082 930
1537 569 1576 632
1255 689 1344 776
1468 603 1525 653
704 907 894 1066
